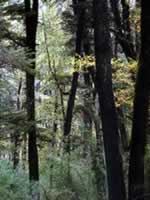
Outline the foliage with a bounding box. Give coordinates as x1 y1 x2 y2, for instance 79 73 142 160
112 57 137 108
130 7 141 33
0 160 31 200
40 152 98 200
0 153 100 200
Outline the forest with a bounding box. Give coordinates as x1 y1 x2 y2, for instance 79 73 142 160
0 0 149 200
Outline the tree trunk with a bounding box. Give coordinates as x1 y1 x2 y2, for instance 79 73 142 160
64 0 85 153
128 1 150 199
13 78 22 169
93 0 126 200
25 0 39 181
110 0 136 59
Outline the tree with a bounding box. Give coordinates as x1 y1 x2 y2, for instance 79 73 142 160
13 77 22 169
64 0 86 152
128 0 150 199
109 0 136 59
24 0 39 181
93 0 126 200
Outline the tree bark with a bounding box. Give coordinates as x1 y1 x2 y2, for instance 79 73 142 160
64 0 85 152
25 0 39 181
93 0 126 200
128 1 150 199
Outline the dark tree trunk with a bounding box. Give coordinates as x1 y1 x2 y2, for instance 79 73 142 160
121 0 131 39
128 1 150 199
93 0 126 200
64 72 79 152
83 23 106 198
109 0 136 59
25 0 39 181
64 0 85 152
13 78 22 169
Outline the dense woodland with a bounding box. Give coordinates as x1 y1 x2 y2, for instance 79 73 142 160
0 0 149 200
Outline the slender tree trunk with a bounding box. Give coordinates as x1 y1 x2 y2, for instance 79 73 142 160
42 11 65 121
121 0 131 39
64 0 85 152
128 1 150 199
25 0 39 181
93 0 126 200
13 78 22 169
